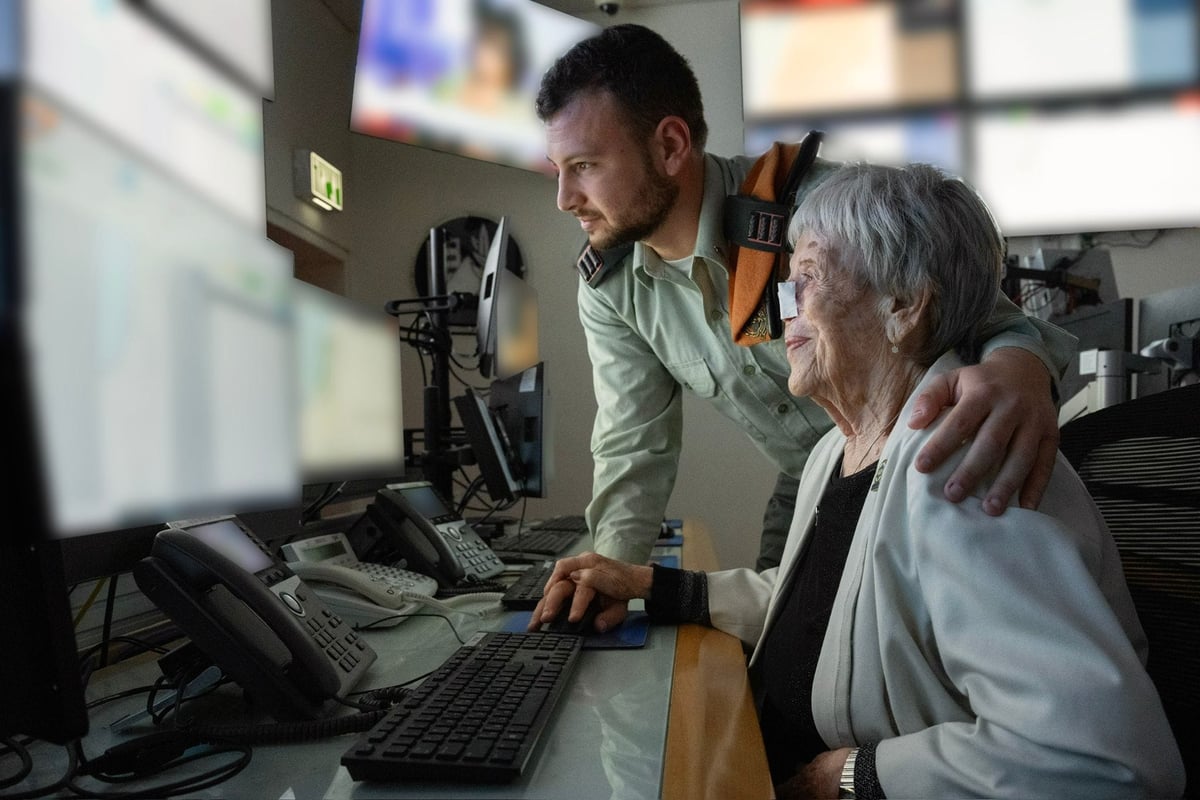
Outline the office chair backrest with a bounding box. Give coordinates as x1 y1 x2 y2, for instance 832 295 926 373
1059 383 1200 798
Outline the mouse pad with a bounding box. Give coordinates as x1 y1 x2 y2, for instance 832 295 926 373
500 610 651 649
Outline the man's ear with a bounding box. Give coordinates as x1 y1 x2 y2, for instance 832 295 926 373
653 116 692 177
886 287 932 347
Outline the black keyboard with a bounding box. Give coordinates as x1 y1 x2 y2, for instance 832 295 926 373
530 514 588 533
341 632 583 784
490 525 585 556
501 561 555 610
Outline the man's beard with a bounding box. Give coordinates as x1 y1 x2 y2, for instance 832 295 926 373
587 158 679 251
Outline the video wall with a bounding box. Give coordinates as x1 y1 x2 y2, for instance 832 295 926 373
741 0 1200 235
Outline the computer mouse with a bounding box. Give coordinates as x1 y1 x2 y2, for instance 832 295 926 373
545 597 600 635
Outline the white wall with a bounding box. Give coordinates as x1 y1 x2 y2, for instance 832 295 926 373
264 0 1200 573
263 0 357 260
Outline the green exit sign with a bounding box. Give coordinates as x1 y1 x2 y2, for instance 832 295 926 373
293 149 343 211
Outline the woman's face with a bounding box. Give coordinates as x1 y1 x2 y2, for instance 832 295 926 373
783 232 888 400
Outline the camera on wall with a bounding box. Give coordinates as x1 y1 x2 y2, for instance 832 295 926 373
595 0 620 15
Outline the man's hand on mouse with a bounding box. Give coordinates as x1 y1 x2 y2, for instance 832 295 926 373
527 552 653 634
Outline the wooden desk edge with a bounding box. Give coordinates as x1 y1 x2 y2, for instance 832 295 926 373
661 521 774 800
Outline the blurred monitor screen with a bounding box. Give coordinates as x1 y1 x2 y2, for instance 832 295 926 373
294 281 406 484
21 90 297 537
970 99 1200 234
141 0 275 96
26 0 267 228
741 0 1200 236
966 0 1198 99
741 0 959 117
350 0 597 173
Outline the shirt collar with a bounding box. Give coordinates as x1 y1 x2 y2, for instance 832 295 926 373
631 153 733 288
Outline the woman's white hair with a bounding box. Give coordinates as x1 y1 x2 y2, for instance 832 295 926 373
788 162 1004 366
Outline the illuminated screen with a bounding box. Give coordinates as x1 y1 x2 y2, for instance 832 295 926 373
741 1 958 116
21 91 298 537
397 484 453 519
745 112 963 177
183 519 274 574
966 0 1199 99
26 0 267 228
293 281 405 483
142 0 275 95
350 0 598 173
741 0 1200 235
971 99 1200 234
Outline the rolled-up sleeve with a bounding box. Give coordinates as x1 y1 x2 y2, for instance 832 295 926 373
977 292 1078 396
578 279 682 565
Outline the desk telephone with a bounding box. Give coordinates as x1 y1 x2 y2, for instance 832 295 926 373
132 515 377 721
346 481 505 592
279 532 439 629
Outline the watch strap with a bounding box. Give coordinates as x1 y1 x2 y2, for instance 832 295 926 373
839 747 859 799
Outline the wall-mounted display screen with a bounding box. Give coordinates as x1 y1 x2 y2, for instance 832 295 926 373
350 0 597 173
741 0 1200 235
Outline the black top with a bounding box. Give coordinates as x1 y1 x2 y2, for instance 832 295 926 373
750 457 875 785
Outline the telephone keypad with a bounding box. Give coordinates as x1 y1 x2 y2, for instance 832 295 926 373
445 528 503 579
305 605 368 675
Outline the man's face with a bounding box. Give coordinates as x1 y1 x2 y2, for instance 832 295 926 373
545 90 678 251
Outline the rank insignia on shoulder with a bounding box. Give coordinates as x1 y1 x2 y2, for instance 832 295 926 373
576 242 633 288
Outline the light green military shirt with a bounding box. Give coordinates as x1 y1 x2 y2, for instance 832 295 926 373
578 153 1076 564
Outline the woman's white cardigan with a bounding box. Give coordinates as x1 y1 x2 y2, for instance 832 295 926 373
704 353 1185 798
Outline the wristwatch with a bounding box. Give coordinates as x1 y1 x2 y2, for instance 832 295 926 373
838 747 859 799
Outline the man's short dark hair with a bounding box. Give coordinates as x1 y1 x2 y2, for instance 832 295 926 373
536 24 708 151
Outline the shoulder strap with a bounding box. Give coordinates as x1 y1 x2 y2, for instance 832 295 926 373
723 130 824 255
576 241 634 288
724 131 824 346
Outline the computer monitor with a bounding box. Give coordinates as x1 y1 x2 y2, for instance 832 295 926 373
475 216 539 380
3 0 290 741
294 280 405 485
488 361 548 498
1 250 88 744
475 216 508 380
22 90 297 540
740 0 1200 235
349 0 597 173
454 387 522 504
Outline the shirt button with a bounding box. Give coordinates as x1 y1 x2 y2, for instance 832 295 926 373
710 309 722 322
777 403 790 414
743 364 756 376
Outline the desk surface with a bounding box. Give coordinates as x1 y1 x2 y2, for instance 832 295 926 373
665 521 773 800
15 521 771 799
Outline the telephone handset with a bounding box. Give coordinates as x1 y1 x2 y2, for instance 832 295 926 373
132 515 377 721
280 532 439 628
345 481 505 592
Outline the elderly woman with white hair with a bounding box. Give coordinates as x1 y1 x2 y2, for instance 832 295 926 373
532 163 1185 799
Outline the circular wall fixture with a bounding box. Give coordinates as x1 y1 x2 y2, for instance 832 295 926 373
413 216 525 326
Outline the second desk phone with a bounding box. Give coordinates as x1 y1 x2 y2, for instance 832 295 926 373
280 532 439 628
347 481 505 592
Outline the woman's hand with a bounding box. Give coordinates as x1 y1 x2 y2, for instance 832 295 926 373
526 552 653 634
908 347 1059 516
775 747 852 799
